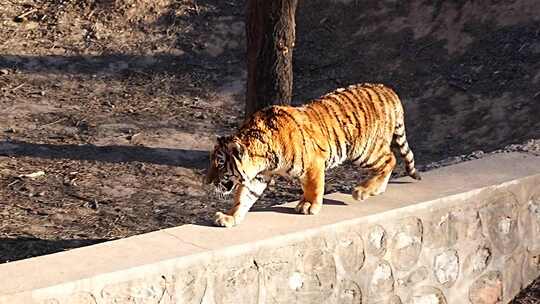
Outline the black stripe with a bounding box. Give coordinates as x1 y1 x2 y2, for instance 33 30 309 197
245 184 263 198
342 92 363 150
349 89 372 164
311 102 335 166
362 88 382 164
286 132 297 175
364 153 387 170
394 134 406 146
279 110 306 176
329 94 354 142
304 104 325 128
332 94 357 158
339 92 361 157
323 97 350 158
380 88 399 132
365 88 383 124
320 101 344 163
228 155 245 182
344 89 365 135
303 108 328 153
373 88 390 125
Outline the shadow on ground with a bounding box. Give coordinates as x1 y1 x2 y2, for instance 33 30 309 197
0 238 108 263
0 140 208 170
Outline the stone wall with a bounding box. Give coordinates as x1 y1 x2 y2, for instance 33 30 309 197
1 153 539 304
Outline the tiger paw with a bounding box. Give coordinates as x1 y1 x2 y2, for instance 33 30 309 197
214 212 236 228
295 200 322 215
352 186 374 201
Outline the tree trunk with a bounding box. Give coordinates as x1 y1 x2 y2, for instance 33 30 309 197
245 0 298 118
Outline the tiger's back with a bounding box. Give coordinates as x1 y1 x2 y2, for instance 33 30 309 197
255 83 419 179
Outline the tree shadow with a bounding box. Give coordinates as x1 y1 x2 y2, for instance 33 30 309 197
0 53 202 76
0 237 109 263
0 140 209 170
0 0 246 81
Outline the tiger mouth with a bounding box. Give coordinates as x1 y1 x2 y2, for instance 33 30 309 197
213 180 237 197
222 180 235 192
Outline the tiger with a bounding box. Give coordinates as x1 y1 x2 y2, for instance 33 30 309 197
205 83 421 227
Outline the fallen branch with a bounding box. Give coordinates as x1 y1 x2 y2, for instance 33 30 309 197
14 8 37 22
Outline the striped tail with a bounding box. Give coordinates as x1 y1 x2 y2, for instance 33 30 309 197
393 122 421 180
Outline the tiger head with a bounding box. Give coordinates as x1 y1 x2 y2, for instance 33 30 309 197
205 136 250 196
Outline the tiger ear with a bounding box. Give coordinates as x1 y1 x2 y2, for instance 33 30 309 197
227 141 247 161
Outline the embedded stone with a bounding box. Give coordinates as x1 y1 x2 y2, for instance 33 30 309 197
471 246 492 274
257 245 297 304
462 242 492 275
257 237 337 304
296 247 337 304
336 279 362 304
172 267 207 304
433 249 459 286
214 263 259 304
388 295 403 304
369 260 394 297
423 213 458 249
469 271 503 304
522 196 540 251
522 250 540 284
503 255 524 301
479 194 520 254
390 217 423 271
451 209 484 241
289 272 303 290
335 230 365 273
408 286 447 304
101 277 168 304
366 225 387 257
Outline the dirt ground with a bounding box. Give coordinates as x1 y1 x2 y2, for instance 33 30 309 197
511 276 540 304
0 0 539 270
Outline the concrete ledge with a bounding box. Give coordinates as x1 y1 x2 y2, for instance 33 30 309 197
1 153 539 304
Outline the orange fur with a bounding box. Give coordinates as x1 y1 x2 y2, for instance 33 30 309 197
206 83 420 227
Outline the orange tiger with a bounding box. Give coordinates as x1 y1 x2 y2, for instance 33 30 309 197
205 83 420 227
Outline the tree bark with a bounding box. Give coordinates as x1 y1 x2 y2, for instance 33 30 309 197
245 0 298 118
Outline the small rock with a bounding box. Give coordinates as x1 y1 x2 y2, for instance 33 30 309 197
0 69 9 75
20 171 46 179
127 133 144 145
195 112 207 119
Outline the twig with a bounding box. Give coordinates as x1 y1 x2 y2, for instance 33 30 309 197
15 204 32 212
15 8 38 21
7 179 20 188
64 190 93 203
11 83 25 92
38 117 67 129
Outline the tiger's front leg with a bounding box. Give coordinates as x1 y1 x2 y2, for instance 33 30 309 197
295 161 325 215
214 177 268 228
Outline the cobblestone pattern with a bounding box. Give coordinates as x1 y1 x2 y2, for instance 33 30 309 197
27 176 540 304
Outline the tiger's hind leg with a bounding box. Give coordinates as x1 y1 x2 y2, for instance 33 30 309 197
352 152 396 201
295 160 325 215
